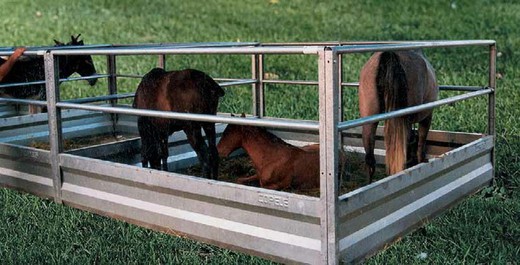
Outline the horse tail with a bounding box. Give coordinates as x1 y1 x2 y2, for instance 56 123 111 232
377 51 409 175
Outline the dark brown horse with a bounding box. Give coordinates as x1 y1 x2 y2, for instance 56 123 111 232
217 119 320 190
133 68 225 179
0 35 97 113
359 50 438 182
0 47 25 81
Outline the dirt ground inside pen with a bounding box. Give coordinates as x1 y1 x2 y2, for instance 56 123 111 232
29 134 132 151
182 154 387 197
30 135 387 196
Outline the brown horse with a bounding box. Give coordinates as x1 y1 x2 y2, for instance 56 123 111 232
217 119 320 190
0 47 25 81
133 68 225 179
359 50 438 182
0 35 97 113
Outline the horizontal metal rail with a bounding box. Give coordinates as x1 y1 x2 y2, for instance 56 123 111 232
2 40 495 57
263 79 319 86
338 88 493 131
0 94 134 105
0 44 113 56
46 46 324 56
259 79 486 92
56 102 320 131
333 40 496 54
0 97 47 106
0 74 109 89
116 74 142 79
219 79 256 87
0 79 255 106
0 42 259 56
437 85 488 92
258 40 480 47
263 41 390 46
0 80 47 89
112 77 256 88
341 82 487 92
64 93 135 104
119 77 256 88
115 75 256 87
110 41 259 49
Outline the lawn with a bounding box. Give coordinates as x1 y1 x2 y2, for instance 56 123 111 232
1 0 519 264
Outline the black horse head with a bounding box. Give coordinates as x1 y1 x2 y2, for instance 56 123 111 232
54 34 97 86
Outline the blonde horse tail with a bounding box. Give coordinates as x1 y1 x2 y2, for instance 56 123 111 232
377 51 409 175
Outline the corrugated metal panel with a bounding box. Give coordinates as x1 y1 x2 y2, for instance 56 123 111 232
338 136 493 263
59 154 322 264
0 143 53 198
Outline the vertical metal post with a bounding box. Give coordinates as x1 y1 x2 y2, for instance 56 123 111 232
157 54 167 69
252 54 265 117
107 55 118 100
488 43 496 180
337 54 343 122
107 54 118 133
318 48 339 264
45 52 63 204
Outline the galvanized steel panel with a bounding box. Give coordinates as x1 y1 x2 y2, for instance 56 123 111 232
0 143 53 198
59 154 321 263
338 136 493 263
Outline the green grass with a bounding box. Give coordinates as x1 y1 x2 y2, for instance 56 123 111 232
1 0 519 264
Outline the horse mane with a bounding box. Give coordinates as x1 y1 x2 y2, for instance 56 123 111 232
54 34 84 46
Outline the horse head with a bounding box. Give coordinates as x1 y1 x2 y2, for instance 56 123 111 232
54 34 97 86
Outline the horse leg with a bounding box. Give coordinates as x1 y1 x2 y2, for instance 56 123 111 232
262 183 284 190
406 127 418 167
264 173 292 191
202 123 219 180
160 136 169 171
138 117 151 169
236 174 259 185
261 172 292 191
29 104 42 114
417 115 432 164
362 122 378 183
184 126 211 178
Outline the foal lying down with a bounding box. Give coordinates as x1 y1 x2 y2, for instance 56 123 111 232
217 120 320 191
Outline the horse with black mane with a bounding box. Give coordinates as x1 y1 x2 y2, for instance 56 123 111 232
359 50 438 183
0 34 97 113
133 68 225 180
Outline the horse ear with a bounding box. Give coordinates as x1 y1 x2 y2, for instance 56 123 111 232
240 113 246 118
71 34 82 44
